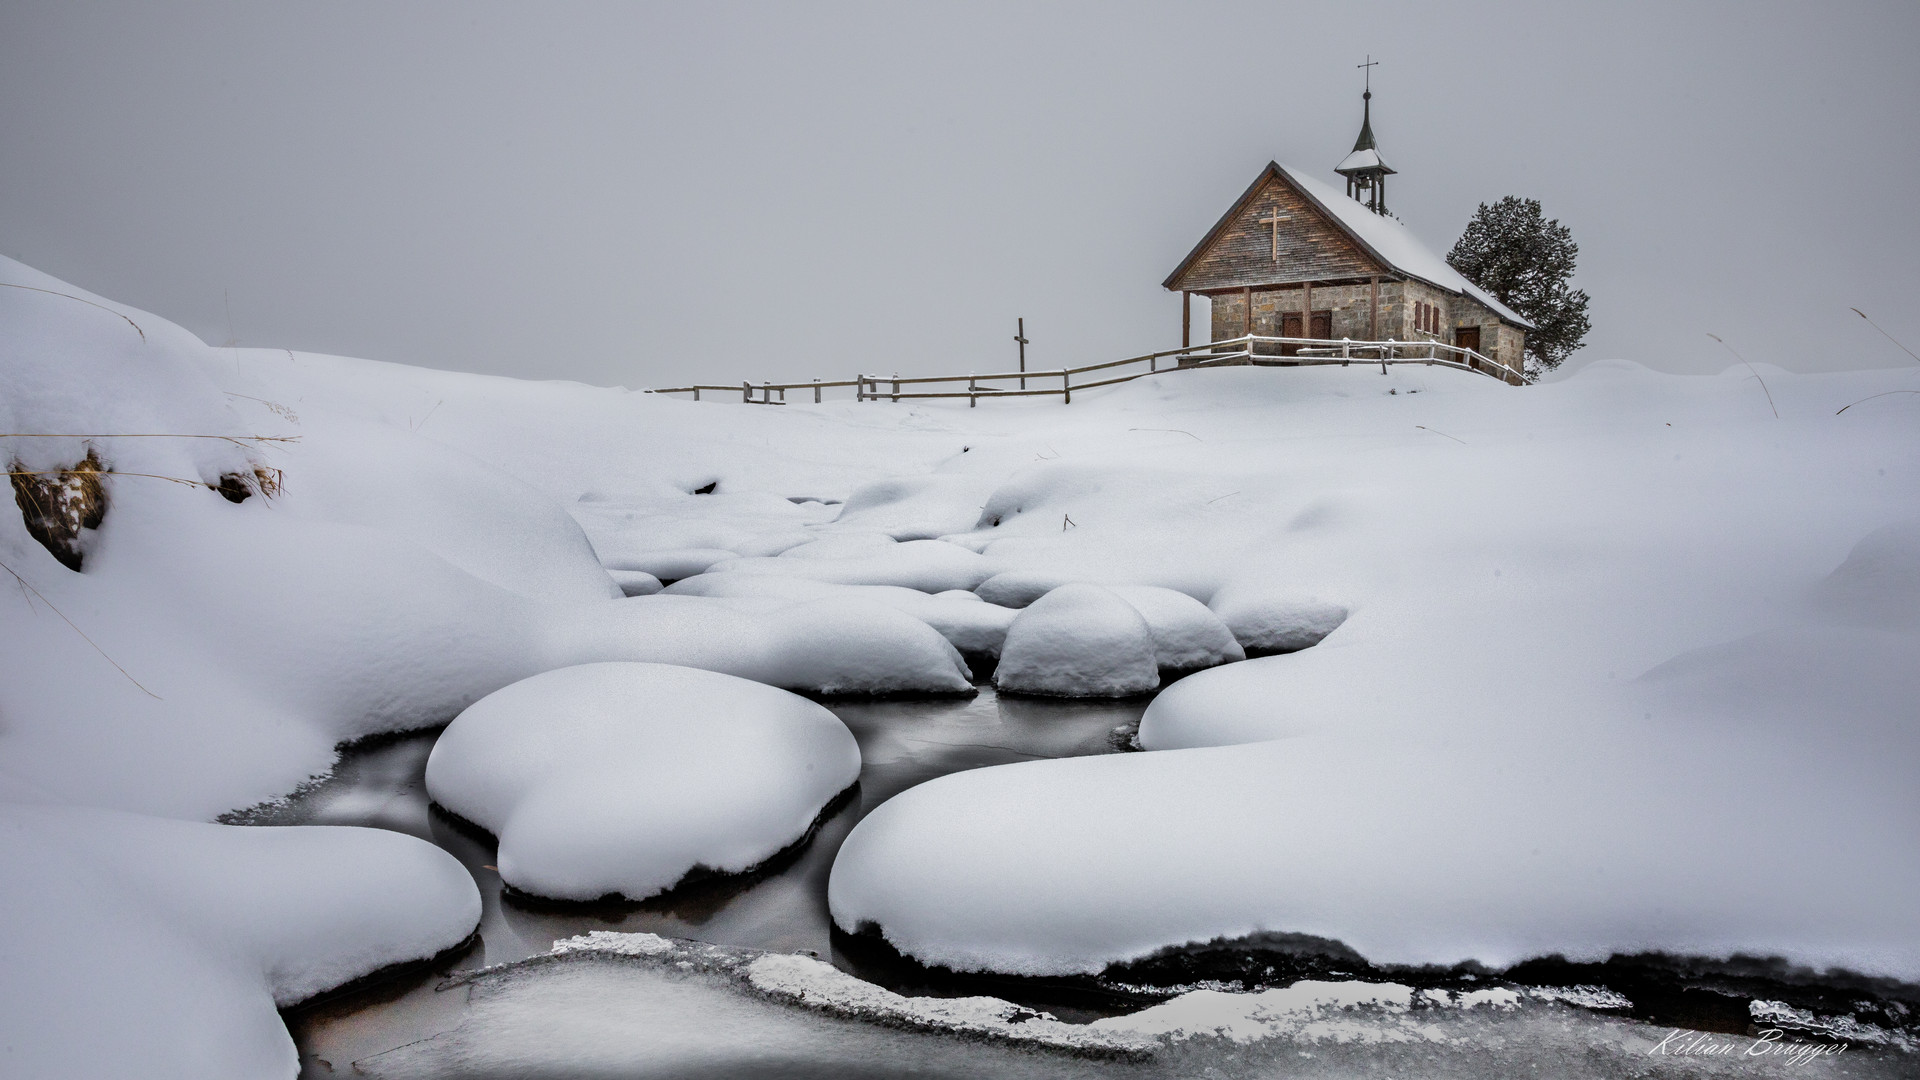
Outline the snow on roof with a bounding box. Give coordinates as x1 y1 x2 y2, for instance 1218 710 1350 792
1276 162 1536 331
1335 147 1391 174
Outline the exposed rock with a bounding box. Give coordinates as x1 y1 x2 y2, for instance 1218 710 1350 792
9 448 107 571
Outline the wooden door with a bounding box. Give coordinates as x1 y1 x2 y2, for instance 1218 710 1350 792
1310 311 1333 339
1279 312 1303 356
1455 326 1481 356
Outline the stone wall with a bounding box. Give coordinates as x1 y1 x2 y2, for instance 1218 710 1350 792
1200 276 1527 382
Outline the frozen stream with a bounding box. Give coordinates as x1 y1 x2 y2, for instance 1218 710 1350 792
254 688 1145 1075
249 689 1915 1079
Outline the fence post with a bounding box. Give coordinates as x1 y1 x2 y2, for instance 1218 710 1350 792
968 374 977 408
856 374 865 402
891 374 900 403
1341 339 1351 367
692 387 700 401
1062 369 1071 405
814 379 822 404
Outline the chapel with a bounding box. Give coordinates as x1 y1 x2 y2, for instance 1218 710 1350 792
1162 84 1532 381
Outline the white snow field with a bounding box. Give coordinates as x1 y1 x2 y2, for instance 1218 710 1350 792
3 253 1918 1074
424 662 860 901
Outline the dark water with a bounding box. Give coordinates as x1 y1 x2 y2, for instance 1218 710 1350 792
265 689 1145 1074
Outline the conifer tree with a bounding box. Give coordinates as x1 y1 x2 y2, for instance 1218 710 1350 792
1447 196 1591 377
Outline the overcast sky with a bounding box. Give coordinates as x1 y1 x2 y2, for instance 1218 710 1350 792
3 1 1916 389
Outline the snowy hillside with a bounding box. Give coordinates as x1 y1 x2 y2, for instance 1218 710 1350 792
2 254 1916 1076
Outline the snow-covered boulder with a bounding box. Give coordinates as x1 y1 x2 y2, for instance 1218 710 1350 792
606 547 739 582
609 568 664 596
568 595 975 695
425 662 861 902
1207 582 1348 654
775 533 900 560
0 805 479 1080
664 575 1015 666
974 569 1072 608
1809 516 1920 631
994 584 1158 697
1108 585 1245 674
830 473 1000 541
711 538 997 593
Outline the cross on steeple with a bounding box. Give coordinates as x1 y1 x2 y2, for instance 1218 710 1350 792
1358 54 1379 93
1258 207 1291 261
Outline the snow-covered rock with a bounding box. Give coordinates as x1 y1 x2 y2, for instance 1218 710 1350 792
710 538 998 593
973 569 1072 608
0 804 479 1080
425 662 860 901
1207 583 1349 654
664 575 1015 664
1108 584 1245 673
566 595 975 695
993 583 1159 697
609 568 664 596
829 473 1000 541
606 546 739 582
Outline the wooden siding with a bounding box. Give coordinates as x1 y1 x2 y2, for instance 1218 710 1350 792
1167 171 1387 293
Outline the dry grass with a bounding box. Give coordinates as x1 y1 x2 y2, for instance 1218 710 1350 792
0 281 146 342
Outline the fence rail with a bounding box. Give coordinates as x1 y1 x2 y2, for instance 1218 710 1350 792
645 335 1521 405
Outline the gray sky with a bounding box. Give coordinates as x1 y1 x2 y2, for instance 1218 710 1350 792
3 1 1916 388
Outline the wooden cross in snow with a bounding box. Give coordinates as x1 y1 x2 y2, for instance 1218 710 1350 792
1258 207 1291 261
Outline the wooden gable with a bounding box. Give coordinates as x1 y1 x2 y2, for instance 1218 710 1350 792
1164 164 1387 293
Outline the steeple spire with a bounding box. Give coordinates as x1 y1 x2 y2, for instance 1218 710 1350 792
1335 56 1395 216
1353 89 1377 152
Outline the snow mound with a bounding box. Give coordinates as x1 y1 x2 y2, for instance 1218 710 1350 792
267 414 622 603
609 568 663 596
711 538 998 592
830 473 1000 541
664 574 1015 662
1109 585 1245 673
774 533 899 559
833 640 1920 979
993 583 1159 697
0 804 479 1080
1810 517 1920 631
1207 583 1349 654
605 547 739 582
569 594 975 694
425 662 861 901
974 568 1073 608
1136 655 1315 750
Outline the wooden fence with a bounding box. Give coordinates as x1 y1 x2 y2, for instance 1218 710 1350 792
646 335 1520 406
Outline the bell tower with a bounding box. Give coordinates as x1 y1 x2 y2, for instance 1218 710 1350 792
1335 57 1396 216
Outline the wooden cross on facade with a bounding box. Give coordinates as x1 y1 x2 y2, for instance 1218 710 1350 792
1258 207 1291 261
